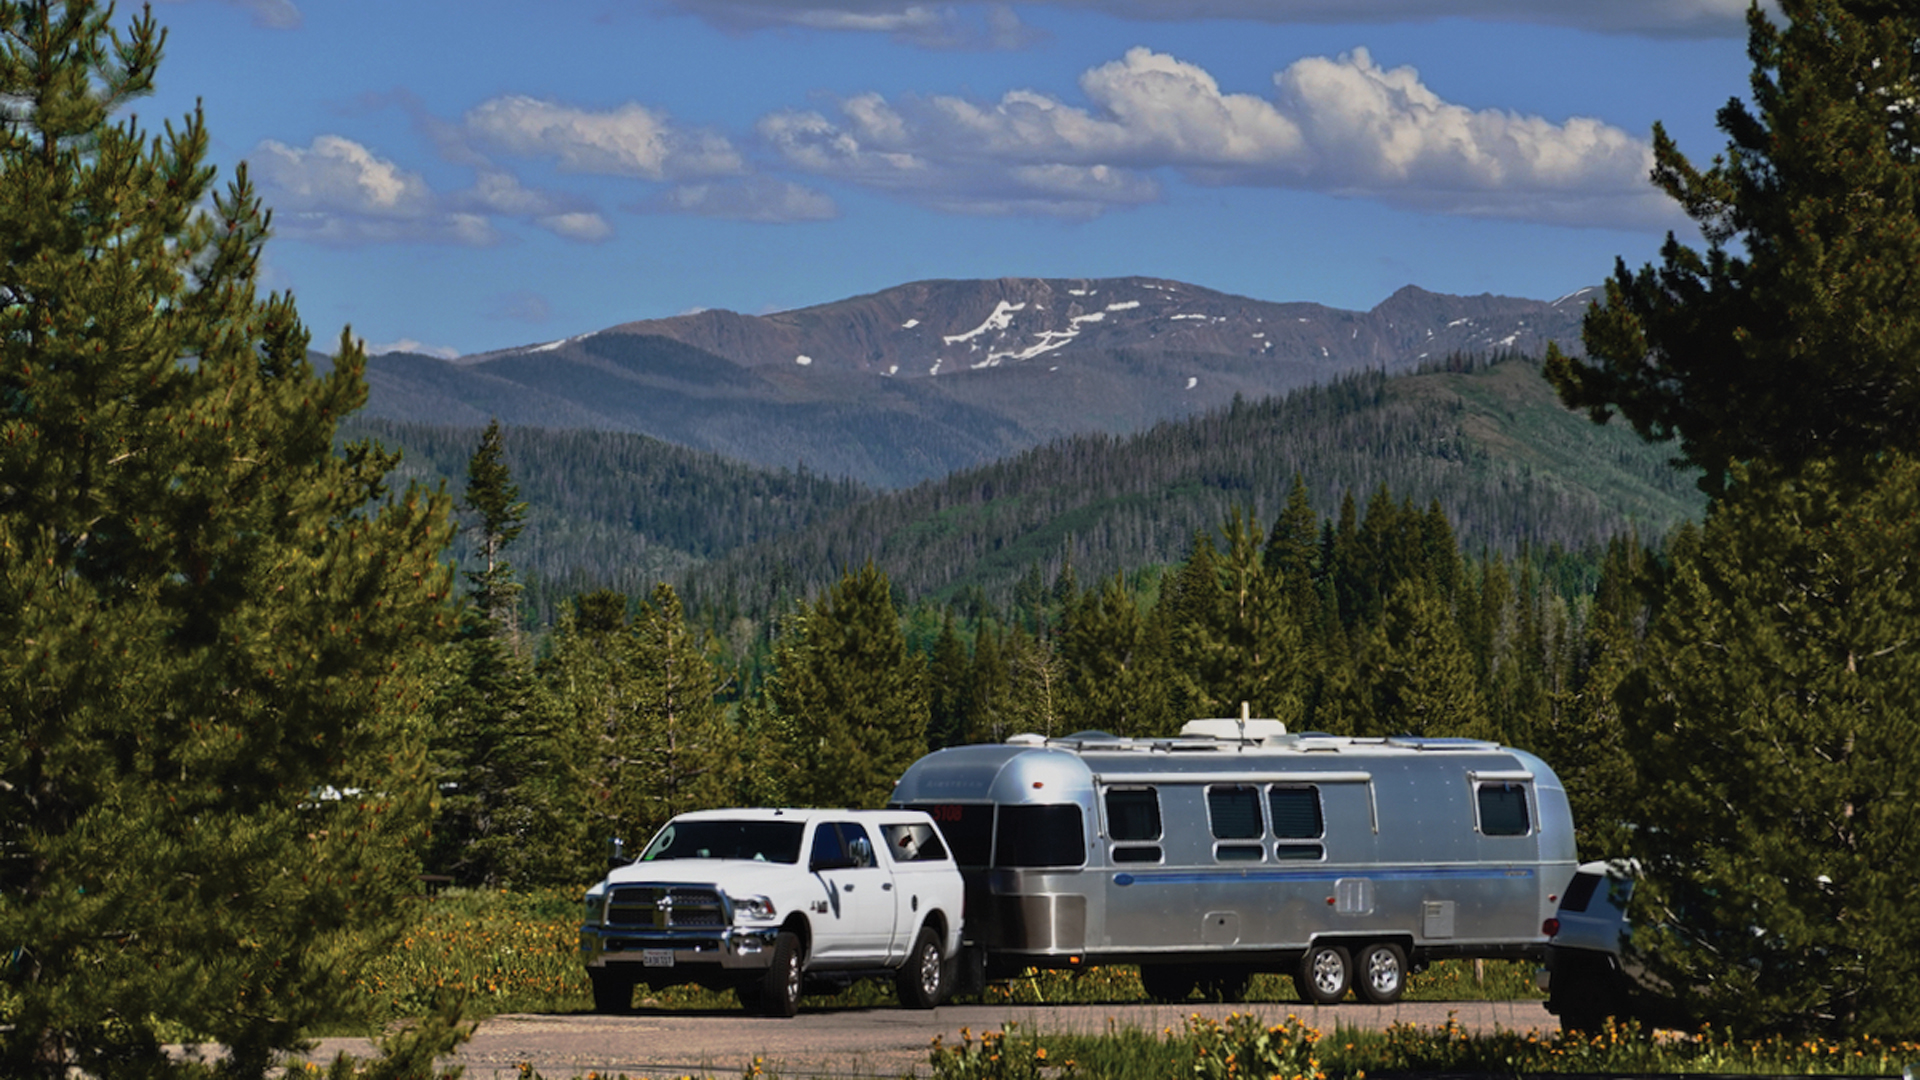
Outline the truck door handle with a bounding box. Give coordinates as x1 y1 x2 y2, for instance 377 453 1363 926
843 883 854 891
883 883 893 891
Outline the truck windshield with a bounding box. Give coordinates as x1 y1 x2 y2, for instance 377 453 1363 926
640 821 806 864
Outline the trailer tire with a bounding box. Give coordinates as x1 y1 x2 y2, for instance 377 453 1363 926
758 931 804 1017
1295 943 1351 1005
1139 964 1197 1003
588 967 636 1014
1355 943 1407 1004
895 925 949 1009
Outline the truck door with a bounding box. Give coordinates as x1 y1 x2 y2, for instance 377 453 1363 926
809 821 899 961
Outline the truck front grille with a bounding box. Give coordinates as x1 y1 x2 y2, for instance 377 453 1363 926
606 886 727 928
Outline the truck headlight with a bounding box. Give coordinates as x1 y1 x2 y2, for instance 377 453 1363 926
584 892 606 923
731 895 777 921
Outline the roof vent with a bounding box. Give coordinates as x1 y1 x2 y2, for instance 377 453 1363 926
1179 717 1290 741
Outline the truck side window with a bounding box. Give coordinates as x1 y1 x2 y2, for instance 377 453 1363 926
1268 785 1325 861
1207 785 1265 861
837 823 877 867
1477 783 1531 836
809 824 845 868
881 822 949 862
1105 787 1162 864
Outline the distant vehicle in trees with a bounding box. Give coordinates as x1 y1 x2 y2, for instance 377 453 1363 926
890 717 1580 1004
579 808 965 1017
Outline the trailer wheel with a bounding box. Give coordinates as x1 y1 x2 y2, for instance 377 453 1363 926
1355 943 1407 1004
1139 964 1197 1003
588 967 636 1014
1295 943 1351 1005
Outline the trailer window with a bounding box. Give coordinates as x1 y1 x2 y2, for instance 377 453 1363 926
994 805 1086 868
1477 782 1531 836
1105 788 1161 841
1268 785 1325 861
916 803 995 868
1105 787 1163 865
1267 786 1323 838
1207 785 1263 839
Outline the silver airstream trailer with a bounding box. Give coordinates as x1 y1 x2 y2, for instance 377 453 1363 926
889 718 1579 1004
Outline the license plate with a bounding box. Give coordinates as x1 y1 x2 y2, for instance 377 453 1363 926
642 949 674 968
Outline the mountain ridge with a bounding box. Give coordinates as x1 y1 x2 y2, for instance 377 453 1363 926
366 276 1597 488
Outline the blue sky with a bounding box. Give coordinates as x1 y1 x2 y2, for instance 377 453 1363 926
143 0 1761 358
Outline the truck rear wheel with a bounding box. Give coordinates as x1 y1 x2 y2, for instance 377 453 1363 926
588 967 636 1014
1355 943 1408 1004
758 931 803 1017
895 925 949 1009
1295 943 1351 1005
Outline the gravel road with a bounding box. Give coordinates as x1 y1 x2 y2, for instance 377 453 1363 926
298 999 1561 1079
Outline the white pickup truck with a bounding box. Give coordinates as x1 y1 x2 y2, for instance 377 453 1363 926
579 807 967 1017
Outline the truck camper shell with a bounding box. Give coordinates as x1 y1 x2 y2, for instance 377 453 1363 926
889 718 1578 1003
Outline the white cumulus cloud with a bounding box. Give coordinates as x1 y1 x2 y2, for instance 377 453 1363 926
663 0 1762 40
758 46 1672 226
252 136 619 246
661 0 1040 48
464 96 744 180
646 177 840 222
366 337 461 359
161 0 302 30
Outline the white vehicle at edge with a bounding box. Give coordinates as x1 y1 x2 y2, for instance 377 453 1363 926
578 807 965 1017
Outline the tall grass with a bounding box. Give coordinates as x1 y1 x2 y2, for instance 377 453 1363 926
337 888 1537 1029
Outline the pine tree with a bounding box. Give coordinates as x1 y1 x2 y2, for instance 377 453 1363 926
1546 0 1920 495
614 583 737 837
926 610 971 749
0 4 455 1073
1618 460 1920 1037
1059 573 1172 737
768 564 929 808
427 423 561 886
965 618 1011 743
462 416 528 642
1357 578 1489 739
1165 511 1304 724
1540 0 1920 1035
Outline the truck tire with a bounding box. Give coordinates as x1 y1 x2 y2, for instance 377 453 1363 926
588 967 636 1014
895 925 949 1009
1355 942 1408 1004
1294 943 1351 1005
1138 964 1196 1003
758 931 803 1017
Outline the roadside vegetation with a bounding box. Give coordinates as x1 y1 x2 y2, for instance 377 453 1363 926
342 1010 1920 1080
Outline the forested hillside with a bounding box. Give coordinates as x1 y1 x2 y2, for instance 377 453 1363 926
340 417 869 614
678 355 1704 621
347 355 1702 630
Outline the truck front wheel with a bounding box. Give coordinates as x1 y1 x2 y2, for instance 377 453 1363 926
758 931 804 1017
895 925 949 1009
588 967 636 1014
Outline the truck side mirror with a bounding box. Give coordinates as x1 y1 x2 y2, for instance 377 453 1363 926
607 836 626 869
